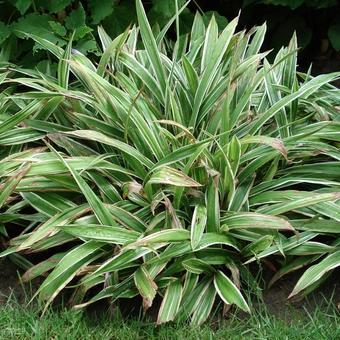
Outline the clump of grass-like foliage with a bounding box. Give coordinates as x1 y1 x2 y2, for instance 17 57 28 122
0 0 339 325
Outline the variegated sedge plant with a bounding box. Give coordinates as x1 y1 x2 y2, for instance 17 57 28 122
0 0 340 325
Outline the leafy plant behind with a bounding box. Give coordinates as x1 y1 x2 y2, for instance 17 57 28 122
0 0 340 325
244 0 338 10
1 0 340 70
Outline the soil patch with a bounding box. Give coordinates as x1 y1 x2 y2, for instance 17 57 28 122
0 259 26 305
262 269 340 321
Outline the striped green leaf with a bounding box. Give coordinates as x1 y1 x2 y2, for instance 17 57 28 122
289 250 340 297
190 281 216 325
157 279 182 324
191 205 207 250
60 224 140 244
134 266 157 310
214 270 250 312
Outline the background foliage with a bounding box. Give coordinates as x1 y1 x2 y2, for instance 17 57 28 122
0 0 339 69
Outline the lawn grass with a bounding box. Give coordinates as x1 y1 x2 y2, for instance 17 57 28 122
0 296 339 340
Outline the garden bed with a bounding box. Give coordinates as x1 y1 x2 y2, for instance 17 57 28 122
1 258 339 321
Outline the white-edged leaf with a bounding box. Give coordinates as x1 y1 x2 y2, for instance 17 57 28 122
157 279 182 324
191 205 207 250
214 270 250 312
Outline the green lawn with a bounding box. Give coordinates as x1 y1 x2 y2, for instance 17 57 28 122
0 298 339 340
